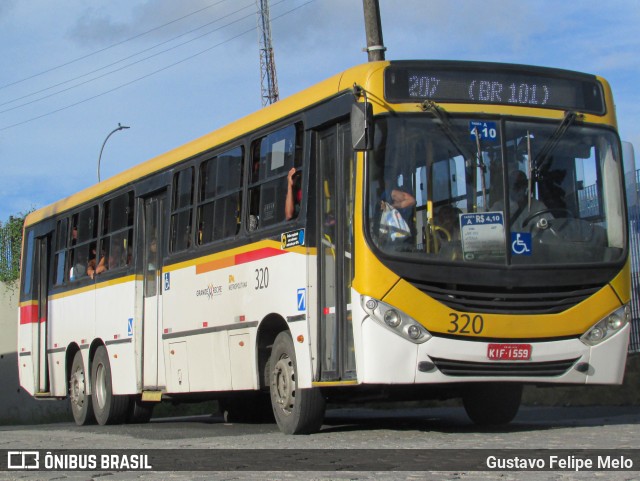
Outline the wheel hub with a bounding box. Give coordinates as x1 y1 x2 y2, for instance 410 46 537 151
70 368 86 408
272 355 295 414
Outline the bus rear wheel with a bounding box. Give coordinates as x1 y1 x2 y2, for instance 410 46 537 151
127 396 155 424
269 331 325 434
462 383 523 426
69 351 95 425
91 346 129 425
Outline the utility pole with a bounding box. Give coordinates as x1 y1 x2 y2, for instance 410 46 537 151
256 0 279 106
362 0 386 62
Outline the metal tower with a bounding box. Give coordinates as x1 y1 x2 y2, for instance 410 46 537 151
256 0 279 106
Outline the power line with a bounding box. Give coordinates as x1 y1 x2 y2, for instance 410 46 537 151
0 0 231 92
0 1 263 113
0 0 315 132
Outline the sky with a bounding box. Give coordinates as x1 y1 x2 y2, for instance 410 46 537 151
0 0 638 222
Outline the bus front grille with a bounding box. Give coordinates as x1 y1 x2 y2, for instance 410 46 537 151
430 357 580 377
410 282 601 314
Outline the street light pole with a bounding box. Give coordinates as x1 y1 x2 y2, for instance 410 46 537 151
97 123 130 183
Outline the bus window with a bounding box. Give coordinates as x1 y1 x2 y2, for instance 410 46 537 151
248 123 303 230
21 230 35 296
53 218 68 285
70 206 98 281
170 168 194 252
197 146 243 245
100 192 134 272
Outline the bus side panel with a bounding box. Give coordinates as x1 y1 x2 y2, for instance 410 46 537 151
95 280 138 395
162 264 233 393
17 303 38 396
161 243 313 393
47 296 66 397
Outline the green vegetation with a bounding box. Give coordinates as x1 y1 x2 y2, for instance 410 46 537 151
0 214 27 283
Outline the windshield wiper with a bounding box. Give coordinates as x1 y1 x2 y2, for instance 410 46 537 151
533 111 582 172
422 100 475 161
422 100 487 209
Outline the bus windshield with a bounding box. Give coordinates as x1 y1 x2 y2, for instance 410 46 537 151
367 115 625 266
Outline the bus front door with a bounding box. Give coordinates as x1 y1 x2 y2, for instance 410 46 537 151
317 123 357 381
140 194 166 390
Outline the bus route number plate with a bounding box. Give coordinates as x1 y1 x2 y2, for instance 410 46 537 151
487 343 532 360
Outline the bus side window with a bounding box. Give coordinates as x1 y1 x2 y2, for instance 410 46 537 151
21 230 35 296
197 146 244 245
248 123 303 231
53 218 68 285
170 168 194 252
70 206 98 281
100 191 134 273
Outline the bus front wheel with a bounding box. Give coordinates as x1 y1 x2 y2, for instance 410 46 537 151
91 346 129 425
462 383 523 426
269 331 325 434
69 351 95 425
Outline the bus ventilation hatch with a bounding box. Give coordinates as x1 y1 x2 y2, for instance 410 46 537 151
430 357 580 377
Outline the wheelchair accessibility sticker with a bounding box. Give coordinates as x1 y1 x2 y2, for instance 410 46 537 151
511 232 532 256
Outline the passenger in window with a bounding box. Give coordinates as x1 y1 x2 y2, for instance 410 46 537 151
435 204 461 242
285 167 302 220
70 250 87 281
88 247 107 279
380 185 416 227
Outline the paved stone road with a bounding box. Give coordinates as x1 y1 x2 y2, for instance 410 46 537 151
0 405 639 480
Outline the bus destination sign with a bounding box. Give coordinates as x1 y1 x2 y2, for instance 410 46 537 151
384 63 605 114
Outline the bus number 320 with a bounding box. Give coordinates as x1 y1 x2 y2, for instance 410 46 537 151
255 267 269 290
448 313 484 334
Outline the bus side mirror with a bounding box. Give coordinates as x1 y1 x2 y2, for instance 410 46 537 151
351 102 373 151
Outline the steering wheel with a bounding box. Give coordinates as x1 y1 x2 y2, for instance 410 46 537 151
521 208 574 228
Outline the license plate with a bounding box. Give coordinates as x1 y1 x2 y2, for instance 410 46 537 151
487 343 532 360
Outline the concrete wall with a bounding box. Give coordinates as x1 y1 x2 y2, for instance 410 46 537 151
0 282 70 425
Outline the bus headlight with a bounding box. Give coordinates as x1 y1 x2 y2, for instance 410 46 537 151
581 304 630 346
362 296 431 344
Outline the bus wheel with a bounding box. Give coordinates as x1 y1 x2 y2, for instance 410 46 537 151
69 351 95 425
462 383 523 426
269 331 325 434
127 397 155 424
91 346 128 425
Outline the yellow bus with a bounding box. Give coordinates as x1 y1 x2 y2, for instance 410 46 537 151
18 60 630 434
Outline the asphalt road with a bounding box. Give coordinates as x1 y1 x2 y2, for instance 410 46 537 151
1 405 639 480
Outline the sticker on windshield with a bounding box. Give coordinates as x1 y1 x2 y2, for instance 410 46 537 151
470 121 498 142
460 212 506 261
511 232 532 256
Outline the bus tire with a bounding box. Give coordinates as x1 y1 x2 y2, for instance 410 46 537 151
91 346 128 425
69 350 95 426
127 397 155 424
269 331 325 434
462 383 522 426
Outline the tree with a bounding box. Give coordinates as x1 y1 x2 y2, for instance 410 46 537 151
0 214 28 283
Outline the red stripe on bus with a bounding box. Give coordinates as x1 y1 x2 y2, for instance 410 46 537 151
20 304 38 325
234 247 286 265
